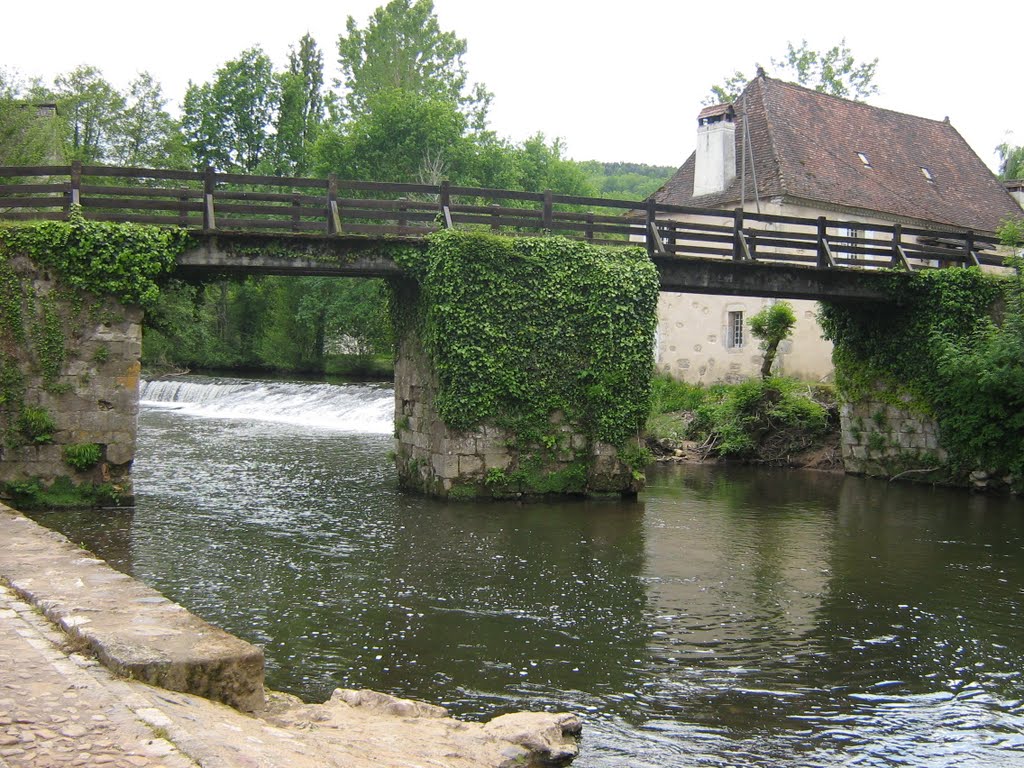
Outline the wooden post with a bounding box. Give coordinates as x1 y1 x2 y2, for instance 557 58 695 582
178 193 189 227
327 175 341 234
69 160 82 212
543 189 553 232
732 208 744 261
816 216 831 268
964 230 980 267
890 222 911 271
291 193 301 232
439 180 452 229
490 203 500 233
646 198 659 256
665 221 677 253
748 230 757 261
203 165 216 232
585 212 594 243
398 197 408 233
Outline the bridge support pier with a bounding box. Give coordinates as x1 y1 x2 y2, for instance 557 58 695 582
0 256 140 506
391 280 641 501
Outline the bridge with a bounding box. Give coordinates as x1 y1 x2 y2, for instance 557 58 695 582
0 163 1004 302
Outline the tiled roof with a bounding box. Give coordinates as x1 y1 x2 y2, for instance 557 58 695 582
654 75 1021 234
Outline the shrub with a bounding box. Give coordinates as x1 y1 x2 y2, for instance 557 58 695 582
18 406 56 444
63 443 102 471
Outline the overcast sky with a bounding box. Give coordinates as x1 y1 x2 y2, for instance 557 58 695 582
4 0 1020 172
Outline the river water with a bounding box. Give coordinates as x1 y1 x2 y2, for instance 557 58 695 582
29 376 1024 767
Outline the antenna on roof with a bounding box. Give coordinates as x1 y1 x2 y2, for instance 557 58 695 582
739 89 761 214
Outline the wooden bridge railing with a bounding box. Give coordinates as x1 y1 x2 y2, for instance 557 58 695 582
0 162 1005 271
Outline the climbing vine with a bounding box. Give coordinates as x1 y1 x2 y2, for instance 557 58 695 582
394 230 659 452
0 205 189 309
0 204 188 456
819 249 1023 483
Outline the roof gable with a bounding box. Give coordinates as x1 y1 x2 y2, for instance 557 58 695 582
655 76 1020 234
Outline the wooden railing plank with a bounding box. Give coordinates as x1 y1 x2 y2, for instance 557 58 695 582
0 165 1009 280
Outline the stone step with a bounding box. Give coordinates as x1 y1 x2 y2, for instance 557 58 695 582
0 504 265 712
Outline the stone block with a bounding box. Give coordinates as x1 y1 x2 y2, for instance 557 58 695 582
459 455 484 477
440 435 476 456
484 451 512 470
431 453 460 480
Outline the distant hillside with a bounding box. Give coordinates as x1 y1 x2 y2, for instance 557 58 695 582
579 161 677 200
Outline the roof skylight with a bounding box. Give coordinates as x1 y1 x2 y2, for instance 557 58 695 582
921 167 934 183
857 152 872 168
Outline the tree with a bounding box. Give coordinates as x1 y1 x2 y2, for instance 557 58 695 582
182 48 278 172
0 68 62 166
706 39 878 104
53 65 125 162
314 88 467 182
997 140 1024 180
335 0 491 127
749 302 796 379
273 34 325 175
110 72 185 168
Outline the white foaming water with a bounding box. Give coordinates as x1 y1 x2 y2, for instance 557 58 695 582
140 377 394 434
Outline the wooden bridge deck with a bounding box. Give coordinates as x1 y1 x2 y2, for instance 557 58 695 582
0 163 1004 301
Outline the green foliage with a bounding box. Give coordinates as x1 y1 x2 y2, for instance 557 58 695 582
648 374 708 414
0 207 187 309
335 0 490 127
273 33 325 175
749 301 796 379
54 64 126 162
578 161 675 200
706 39 878 104
2 476 120 509
400 230 659 450
997 140 1024 181
0 69 63 166
182 47 278 172
18 405 55 444
820 259 1024 482
63 442 102 471
688 377 829 457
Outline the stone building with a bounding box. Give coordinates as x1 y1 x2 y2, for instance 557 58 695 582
652 72 1023 383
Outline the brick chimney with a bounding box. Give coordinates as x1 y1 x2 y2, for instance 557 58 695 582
693 103 736 197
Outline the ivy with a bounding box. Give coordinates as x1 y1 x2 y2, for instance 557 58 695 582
0 209 188 451
819 260 1022 483
0 205 189 310
395 229 659 451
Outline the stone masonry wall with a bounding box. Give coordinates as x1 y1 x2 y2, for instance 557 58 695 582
839 395 946 478
393 323 636 500
0 256 141 501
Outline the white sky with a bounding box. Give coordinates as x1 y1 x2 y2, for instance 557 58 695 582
3 0 1020 172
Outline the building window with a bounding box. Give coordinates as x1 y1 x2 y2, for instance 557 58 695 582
727 311 744 348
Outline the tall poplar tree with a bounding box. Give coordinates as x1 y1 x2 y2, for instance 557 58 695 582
335 0 491 128
273 33 325 175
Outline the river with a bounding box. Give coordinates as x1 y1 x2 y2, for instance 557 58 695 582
28 375 1024 767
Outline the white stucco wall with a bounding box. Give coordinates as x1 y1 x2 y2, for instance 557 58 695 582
655 293 830 384
655 199 906 384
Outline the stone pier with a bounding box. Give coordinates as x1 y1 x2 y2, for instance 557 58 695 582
392 309 640 500
0 255 141 504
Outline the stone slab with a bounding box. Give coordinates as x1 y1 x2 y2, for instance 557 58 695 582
0 505 265 712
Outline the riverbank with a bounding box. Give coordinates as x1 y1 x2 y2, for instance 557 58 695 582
646 375 844 472
0 503 582 767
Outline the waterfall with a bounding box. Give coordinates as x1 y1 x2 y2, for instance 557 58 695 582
140 377 394 434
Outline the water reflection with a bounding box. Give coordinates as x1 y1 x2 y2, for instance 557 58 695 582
28 390 1024 768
